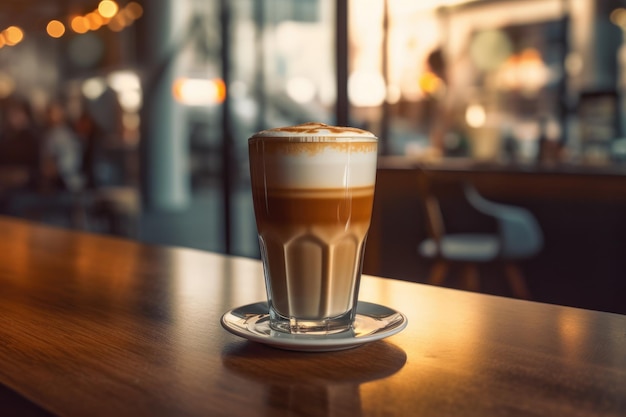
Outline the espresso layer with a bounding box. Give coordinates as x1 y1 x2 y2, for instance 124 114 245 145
252 187 374 226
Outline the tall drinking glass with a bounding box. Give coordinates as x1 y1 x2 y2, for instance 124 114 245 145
248 123 378 334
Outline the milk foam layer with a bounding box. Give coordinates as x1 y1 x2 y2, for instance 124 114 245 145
249 123 378 189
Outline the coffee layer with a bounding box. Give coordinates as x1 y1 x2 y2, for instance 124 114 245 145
252 186 374 225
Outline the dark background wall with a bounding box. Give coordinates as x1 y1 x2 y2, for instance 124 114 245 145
364 164 626 316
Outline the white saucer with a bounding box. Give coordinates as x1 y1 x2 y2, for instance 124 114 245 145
221 301 407 352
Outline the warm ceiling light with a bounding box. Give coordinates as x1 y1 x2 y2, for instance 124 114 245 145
81 77 107 100
3 26 24 46
125 2 144 20
86 12 104 31
107 15 126 32
172 78 226 105
610 8 626 28
98 0 119 19
0 34 5 48
419 71 443 95
107 70 141 93
348 71 387 107
108 12 132 32
46 20 66 38
71 16 90 34
465 103 487 128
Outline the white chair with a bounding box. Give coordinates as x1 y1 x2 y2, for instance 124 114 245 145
417 172 543 299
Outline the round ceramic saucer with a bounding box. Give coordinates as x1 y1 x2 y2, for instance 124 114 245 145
221 301 407 352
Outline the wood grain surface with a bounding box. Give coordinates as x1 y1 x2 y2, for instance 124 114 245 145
0 216 624 416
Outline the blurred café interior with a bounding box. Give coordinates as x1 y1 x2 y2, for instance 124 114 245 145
0 0 625 315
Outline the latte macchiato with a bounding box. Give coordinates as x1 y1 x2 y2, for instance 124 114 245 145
248 122 378 334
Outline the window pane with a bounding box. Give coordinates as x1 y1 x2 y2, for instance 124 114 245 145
229 0 336 257
231 0 335 143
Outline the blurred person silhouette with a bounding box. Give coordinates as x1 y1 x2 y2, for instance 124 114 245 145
425 48 456 157
424 46 474 159
40 100 84 192
0 96 42 190
74 107 103 190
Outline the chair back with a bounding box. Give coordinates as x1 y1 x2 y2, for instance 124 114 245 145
464 184 543 259
416 169 445 246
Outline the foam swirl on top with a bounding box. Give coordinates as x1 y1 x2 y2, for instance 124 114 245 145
249 122 378 189
251 122 376 140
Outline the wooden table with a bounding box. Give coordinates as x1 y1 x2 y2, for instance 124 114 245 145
0 216 625 416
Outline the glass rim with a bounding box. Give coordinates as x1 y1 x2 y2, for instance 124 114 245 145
248 135 378 143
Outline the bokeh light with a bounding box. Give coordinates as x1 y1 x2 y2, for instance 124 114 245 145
108 13 128 32
125 2 144 20
4 0 144 41
108 71 141 93
610 8 626 28
98 0 119 19
86 12 104 31
81 77 107 100
286 77 316 104
172 78 226 106
469 29 513 71
3 26 24 46
386 84 402 104
118 89 142 112
465 103 487 128
348 71 387 107
71 16 89 34
46 20 66 38
419 71 443 95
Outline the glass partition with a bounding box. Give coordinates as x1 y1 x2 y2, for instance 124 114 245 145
1 0 625 256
